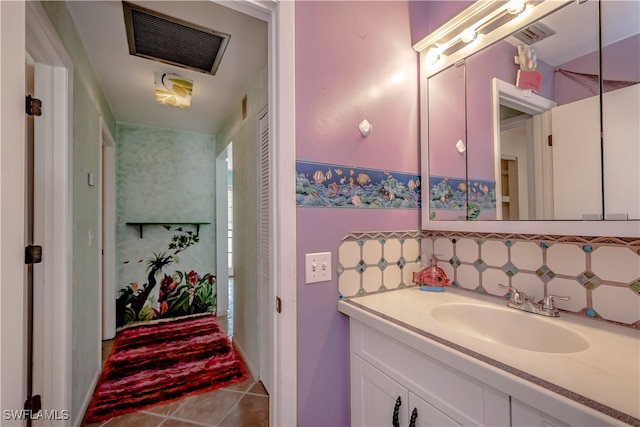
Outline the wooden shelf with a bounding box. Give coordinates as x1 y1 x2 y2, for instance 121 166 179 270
125 222 210 238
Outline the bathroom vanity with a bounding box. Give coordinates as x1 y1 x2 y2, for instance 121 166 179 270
338 288 640 426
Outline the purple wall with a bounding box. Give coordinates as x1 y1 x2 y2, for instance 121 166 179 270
557 34 640 105
428 65 466 178
409 1 474 46
295 1 420 425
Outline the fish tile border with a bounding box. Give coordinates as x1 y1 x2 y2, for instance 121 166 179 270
428 175 496 220
296 160 421 209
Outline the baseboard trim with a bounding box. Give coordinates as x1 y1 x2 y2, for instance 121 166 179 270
73 367 101 427
233 340 258 381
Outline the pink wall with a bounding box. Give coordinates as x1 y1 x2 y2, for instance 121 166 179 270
295 1 419 424
409 1 474 46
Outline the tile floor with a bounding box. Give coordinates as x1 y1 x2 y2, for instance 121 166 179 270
83 280 268 427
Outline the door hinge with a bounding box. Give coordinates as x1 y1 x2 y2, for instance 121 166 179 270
26 95 42 116
25 245 43 265
276 296 282 313
24 395 42 413
547 134 553 147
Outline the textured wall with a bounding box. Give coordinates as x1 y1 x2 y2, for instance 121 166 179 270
116 123 216 307
39 1 117 422
215 65 268 374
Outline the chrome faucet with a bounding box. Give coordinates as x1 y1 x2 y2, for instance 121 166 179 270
498 284 569 317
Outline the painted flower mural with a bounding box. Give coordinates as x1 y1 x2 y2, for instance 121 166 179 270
116 230 216 328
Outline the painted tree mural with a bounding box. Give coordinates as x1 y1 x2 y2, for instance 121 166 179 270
116 230 216 328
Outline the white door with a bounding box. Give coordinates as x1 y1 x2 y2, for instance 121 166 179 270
602 84 640 219
258 108 273 394
409 392 461 427
350 355 409 427
551 94 602 219
25 2 73 419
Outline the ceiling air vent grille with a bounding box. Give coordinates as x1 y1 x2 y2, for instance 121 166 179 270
512 22 556 45
123 2 230 75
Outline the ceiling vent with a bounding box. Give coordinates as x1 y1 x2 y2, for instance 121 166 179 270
512 22 556 45
122 2 230 75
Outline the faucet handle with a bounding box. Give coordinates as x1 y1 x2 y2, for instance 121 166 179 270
498 283 523 304
542 294 570 310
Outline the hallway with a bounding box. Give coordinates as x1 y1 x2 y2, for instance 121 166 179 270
83 280 268 427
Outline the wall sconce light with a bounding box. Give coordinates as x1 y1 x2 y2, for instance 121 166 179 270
455 139 466 154
154 72 193 108
359 119 373 138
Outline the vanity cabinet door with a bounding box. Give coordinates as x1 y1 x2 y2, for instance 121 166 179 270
408 392 461 427
351 354 463 427
351 354 410 427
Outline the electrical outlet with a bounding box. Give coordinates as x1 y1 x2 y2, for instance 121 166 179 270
305 252 332 284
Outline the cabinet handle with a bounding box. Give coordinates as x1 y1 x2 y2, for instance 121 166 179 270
392 396 401 427
409 408 418 427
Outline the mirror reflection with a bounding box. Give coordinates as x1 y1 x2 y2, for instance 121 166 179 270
427 0 640 221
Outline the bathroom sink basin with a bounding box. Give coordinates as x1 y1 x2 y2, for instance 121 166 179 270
430 303 590 353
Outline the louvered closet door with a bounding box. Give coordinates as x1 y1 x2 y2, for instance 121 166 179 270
258 108 273 394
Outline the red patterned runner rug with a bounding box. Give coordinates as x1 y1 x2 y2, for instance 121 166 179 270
83 314 246 423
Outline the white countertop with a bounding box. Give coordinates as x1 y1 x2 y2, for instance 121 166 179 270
338 287 640 424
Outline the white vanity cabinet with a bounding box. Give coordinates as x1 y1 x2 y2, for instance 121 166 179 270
352 355 461 427
340 289 639 426
510 399 568 427
349 320 511 427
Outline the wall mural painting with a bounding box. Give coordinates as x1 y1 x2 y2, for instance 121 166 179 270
429 176 496 219
296 160 421 209
116 228 216 328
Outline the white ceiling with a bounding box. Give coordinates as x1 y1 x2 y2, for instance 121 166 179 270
507 0 640 67
66 1 267 135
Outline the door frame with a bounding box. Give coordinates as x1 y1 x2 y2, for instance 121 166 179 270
215 144 231 318
98 117 116 340
1 1 28 414
25 0 73 419
214 2 297 425
492 78 556 220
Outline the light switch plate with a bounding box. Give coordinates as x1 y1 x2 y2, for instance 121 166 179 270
305 252 332 284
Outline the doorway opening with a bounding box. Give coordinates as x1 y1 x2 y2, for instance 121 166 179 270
215 142 233 337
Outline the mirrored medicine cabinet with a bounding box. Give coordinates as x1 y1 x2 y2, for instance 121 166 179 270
416 0 640 237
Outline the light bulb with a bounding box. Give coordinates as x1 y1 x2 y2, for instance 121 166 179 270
506 0 526 15
425 47 441 66
460 28 477 43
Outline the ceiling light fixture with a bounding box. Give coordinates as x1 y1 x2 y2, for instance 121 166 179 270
154 72 193 108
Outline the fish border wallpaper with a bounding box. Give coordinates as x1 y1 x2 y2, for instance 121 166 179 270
428 175 496 220
296 160 421 209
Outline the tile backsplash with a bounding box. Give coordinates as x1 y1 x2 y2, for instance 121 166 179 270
338 231 640 328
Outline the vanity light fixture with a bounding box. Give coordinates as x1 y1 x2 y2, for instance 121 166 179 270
460 28 478 43
425 47 442 66
413 0 542 68
506 0 527 15
154 72 193 108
